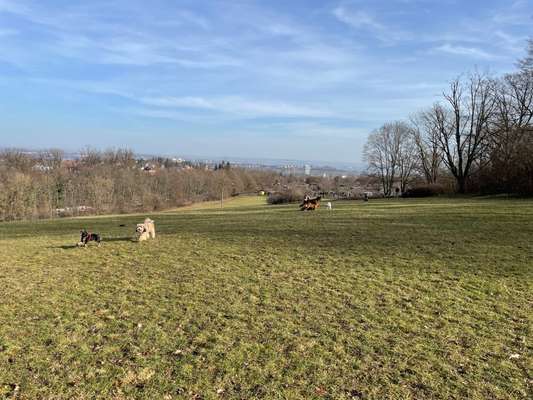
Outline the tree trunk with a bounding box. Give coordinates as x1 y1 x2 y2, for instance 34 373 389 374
457 177 466 194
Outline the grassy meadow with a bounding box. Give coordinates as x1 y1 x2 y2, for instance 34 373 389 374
0 196 531 399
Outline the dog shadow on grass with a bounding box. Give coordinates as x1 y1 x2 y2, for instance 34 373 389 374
53 244 79 250
105 237 136 243
51 237 135 250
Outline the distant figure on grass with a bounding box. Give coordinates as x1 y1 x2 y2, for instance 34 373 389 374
136 218 156 241
299 195 321 211
326 201 332 210
78 229 101 247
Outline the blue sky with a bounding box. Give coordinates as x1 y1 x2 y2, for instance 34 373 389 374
0 0 531 163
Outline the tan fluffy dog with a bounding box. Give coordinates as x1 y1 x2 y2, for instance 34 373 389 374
136 218 156 241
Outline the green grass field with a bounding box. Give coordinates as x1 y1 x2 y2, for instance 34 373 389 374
0 197 531 399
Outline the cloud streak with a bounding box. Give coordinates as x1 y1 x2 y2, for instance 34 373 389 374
332 4 412 44
140 96 336 118
432 44 497 59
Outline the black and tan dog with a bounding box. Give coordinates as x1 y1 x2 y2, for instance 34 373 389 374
299 196 321 211
78 229 101 247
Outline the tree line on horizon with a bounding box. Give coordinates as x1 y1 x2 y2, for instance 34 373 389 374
364 40 533 196
0 148 284 221
0 147 375 221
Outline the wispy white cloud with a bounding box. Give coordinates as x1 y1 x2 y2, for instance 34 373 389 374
492 2 533 26
30 28 241 68
332 4 411 43
493 30 529 53
29 77 338 119
140 96 216 110
333 7 385 31
432 44 497 59
444 1 532 58
140 96 336 118
0 0 234 68
332 0 530 61
115 107 209 123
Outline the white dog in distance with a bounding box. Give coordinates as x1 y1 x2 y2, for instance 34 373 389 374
326 202 332 210
136 218 156 241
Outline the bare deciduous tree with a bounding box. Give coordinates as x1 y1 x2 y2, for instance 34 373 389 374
410 111 442 184
429 73 496 193
489 68 533 192
397 129 418 193
518 39 533 72
364 121 414 196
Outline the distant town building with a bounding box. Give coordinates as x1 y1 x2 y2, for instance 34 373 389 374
304 164 311 175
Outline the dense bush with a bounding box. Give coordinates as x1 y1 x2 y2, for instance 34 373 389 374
267 189 305 205
402 184 445 198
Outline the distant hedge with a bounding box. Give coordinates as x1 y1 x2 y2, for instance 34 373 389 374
267 189 305 205
402 184 446 198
